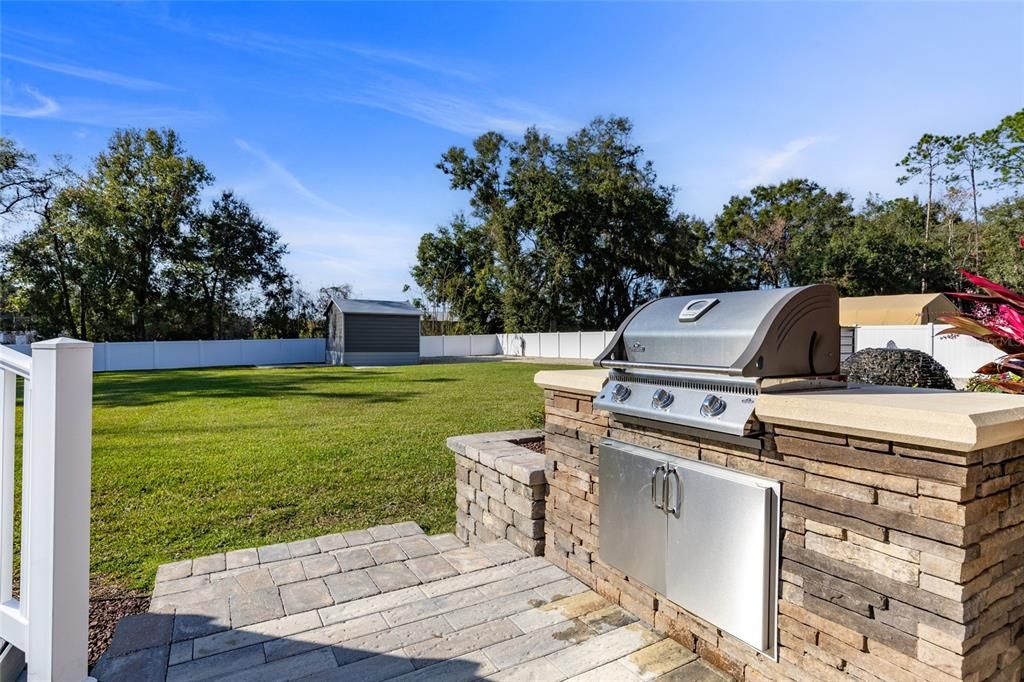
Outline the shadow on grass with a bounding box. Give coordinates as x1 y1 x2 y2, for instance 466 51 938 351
91 367 414 408
93 611 486 681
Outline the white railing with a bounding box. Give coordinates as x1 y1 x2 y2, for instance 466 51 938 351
0 340 93 681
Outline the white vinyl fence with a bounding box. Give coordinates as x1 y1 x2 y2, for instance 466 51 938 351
419 331 614 361
0 340 93 681
420 326 1000 379
851 324 1000 379
6 338 326 373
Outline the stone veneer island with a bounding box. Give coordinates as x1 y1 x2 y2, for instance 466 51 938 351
451 369 1024 682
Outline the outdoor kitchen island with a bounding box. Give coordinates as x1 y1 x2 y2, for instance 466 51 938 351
533 368 1024 682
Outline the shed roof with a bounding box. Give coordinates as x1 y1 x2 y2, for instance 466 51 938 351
839 293 958 326
326 295 421 317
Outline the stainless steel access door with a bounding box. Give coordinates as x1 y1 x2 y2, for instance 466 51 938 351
598 441 674 594
664 459 778 652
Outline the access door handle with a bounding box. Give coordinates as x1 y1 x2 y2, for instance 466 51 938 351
651 465 666 510
665 467 681 516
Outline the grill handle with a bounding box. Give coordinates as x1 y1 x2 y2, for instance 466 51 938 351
599 359 743 376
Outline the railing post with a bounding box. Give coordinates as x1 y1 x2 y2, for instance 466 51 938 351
25 338 93 682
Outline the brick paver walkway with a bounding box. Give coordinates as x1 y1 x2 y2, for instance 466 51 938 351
94 523 726 681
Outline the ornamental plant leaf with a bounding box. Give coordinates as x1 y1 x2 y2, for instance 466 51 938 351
947 272 1024 389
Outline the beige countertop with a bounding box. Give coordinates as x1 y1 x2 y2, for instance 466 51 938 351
757 385 1024 452
534 369 608 396
534 369 1024 452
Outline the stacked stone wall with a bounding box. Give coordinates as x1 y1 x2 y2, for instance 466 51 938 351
447 430 547 556
541 387 1024 682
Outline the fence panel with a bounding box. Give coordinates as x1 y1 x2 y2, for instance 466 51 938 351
420 336 443 357
103 342 157 372
154 341 202 369
538 333 559 358
851 324 1000 379
580 332 607 361
931 327 1001 379
442 335 472 357
196 340 240 367
3 339 327 372
469 335 500 355
853 325 935 356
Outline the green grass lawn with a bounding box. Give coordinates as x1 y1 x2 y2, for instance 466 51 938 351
81 361 570 591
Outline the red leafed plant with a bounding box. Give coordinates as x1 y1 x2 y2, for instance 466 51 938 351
938 271 1024 393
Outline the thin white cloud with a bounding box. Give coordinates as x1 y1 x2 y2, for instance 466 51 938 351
1 53 172 91
35 100 211 127
259 210 418 298
157 17 479 82
147 12 570 137
741 135 828 187
234 139 349 216
340 82 576 136
0 84 59 118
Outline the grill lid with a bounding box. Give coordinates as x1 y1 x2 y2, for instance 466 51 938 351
595 284 840 378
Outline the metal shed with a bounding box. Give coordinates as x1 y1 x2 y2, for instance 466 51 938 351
325 296 421 366
839 293 958 326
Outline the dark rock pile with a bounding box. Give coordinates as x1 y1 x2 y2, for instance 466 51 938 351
841 347 955 390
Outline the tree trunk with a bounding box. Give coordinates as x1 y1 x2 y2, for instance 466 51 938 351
79 287 87 341
922 169 933 293
971 166 980 271
49 229 80 339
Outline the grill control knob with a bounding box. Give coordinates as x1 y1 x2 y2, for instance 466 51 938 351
651 388 674 410
610 382 632 403
700 394 727 418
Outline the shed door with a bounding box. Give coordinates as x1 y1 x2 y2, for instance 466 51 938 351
343 314 420 353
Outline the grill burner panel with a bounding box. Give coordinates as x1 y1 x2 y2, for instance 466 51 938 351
594 284 840 437
598 370 760 436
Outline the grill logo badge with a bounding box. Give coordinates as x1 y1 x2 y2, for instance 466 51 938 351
630 342 646 353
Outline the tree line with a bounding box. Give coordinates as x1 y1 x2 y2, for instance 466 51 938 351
0 129 344 341
410 111 1024 333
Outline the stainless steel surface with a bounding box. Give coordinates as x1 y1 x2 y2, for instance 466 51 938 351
594 284 839 437
598 439 780 656
665 468 680 515
599 442 671 595
651 388 675 410
597 360 743 376
595 371 759 436
611 382 632 403
700 394 727 418
652 465 665 510
677 298 718 322
664 455 779 652
596 284 839 378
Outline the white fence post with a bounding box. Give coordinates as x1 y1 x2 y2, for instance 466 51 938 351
25 338 93 682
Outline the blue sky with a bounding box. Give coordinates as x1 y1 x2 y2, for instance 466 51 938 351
2 2 1022 299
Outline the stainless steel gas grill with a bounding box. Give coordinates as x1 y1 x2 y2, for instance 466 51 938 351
593 284 841 437
595 284 841 656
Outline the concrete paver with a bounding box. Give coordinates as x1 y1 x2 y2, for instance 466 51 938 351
100 525 730 682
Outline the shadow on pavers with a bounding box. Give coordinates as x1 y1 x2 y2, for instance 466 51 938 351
93 611 484 682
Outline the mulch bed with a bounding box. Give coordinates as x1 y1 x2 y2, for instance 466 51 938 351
514 439 545 454
88 584 150 667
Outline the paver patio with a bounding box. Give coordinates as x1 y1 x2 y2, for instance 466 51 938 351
93 522 727 681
